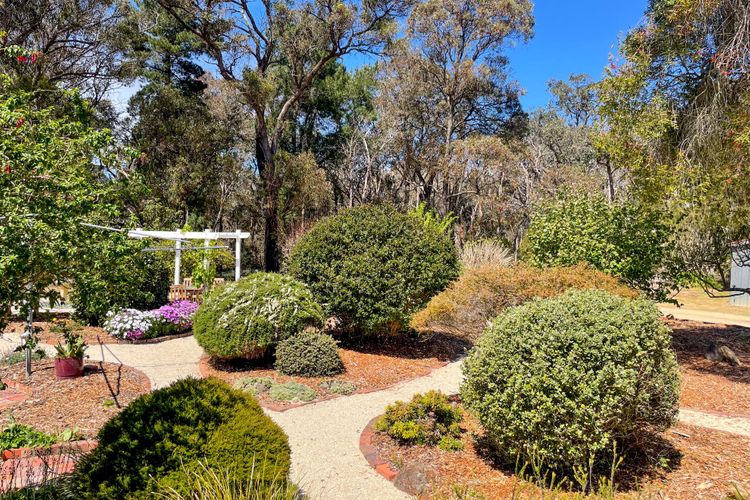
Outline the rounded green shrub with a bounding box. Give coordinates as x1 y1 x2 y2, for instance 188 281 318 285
274 330 344 377
461 290 680 476
287 204 459 335
70 378 290 498
193 273 324 359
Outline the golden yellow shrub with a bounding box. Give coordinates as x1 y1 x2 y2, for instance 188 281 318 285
410 263 639 342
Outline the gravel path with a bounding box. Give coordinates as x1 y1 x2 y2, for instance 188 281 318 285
4 328 750 499
268 360 463 500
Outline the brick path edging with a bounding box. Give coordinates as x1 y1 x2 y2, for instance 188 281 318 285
359 416 401 484
2 440 97 461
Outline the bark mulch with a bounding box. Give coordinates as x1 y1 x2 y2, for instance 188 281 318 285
0 360 151 439
371 409 750 499
3 321 191 346
668 319 750 417
200 332 470 411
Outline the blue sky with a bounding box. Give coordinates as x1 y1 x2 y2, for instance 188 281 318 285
109 0 648 114
509 0 647 110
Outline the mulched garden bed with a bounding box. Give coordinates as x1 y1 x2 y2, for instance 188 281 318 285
199 332 469 411
668 319 750 417
367 406 750 499
0 360 151 439
3 321 191 345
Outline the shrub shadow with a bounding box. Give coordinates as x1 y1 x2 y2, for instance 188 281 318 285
472 430 683 494
336 330 471 363
669 319 750 384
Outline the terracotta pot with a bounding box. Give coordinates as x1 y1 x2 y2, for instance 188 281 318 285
54 357 84 379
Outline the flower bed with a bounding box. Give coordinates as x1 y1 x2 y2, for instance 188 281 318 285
104 300 198 341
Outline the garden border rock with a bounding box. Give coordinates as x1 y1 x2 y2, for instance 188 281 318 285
115 331 193 345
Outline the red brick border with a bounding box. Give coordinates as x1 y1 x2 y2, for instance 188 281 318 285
359 416 400 483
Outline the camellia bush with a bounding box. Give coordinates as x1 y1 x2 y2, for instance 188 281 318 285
524 194 678 300
461 290 680 481
287 204 459 335
193 273 324 359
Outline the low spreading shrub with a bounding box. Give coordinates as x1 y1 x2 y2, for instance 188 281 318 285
274 330 344 377
375 391 462 450
461 290 680 479
234 377 275 396
410 263 638 342
103 301 199 341
193 273 323 360
70 378 290 497
287 204 459 336
319 379 357 395
269 382 317 403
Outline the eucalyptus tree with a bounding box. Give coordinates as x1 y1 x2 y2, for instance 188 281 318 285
376 0 533 218
153 0 411 271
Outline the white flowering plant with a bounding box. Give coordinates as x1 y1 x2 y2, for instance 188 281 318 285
103 309 155 341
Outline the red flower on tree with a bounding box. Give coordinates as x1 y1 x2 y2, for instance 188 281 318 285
16 55 27 63
16 117 24 128
3 164 10 174
30 53 38 64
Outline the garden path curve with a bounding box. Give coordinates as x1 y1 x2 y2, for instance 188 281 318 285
2 330 750 499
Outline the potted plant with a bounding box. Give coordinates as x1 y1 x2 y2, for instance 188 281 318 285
53 322 88 379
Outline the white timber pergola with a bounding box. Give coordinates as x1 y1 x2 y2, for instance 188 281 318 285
129 228 251 284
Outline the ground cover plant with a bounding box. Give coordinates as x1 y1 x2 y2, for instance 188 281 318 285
70 377 290 497
461 290 680 486
287 204 459 336
194 273 323 359
0 421 58 452
411 263 638 341
103 300 198 341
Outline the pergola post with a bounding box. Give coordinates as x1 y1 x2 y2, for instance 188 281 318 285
203 228 210 274
235 230 242 280
174 228 182 285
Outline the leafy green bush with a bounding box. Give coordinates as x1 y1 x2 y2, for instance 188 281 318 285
410 263 638 342
269 382 317 402
375 391 462 448
70 378 290 498
1 348 46 366
524 194 678 300
193 273 324 360
461 290 680 477
71 240 171 326
319 379 357 395
274 330 344 377
287 204 459 336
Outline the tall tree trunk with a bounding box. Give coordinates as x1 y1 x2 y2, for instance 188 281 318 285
256 127 281 272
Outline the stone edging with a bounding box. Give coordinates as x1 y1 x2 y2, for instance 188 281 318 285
1 440 97 461
359 416 400 484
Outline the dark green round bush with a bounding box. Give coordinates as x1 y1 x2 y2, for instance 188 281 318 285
461 289 680 477
274 330 344 377
70 378 290 498
193 272 324 359
287 205 459 335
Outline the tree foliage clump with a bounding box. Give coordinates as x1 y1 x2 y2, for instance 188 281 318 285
287 205 459 336
524 194 677 299
193 273 324 360
461 290 680 482
71 378 291 498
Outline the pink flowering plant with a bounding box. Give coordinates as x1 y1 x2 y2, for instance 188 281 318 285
152 301 198 330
